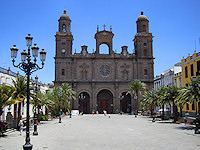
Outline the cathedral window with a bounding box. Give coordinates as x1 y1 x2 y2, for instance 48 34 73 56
144 69 148 75
62 69 65 75
62 24 66 32
144 49 147 56
143 43 147 47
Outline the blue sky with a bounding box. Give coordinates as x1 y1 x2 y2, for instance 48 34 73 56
1 0 200 84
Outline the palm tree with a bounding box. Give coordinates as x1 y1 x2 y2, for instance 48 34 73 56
156 86 168 120
175 87 191 117
0 85 14 119
141 90 158 116
128 80 146 113
176 76 200 118
61 83 76 110
166 86 179 122
11 76 27 123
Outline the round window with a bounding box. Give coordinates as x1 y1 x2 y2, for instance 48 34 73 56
99 64 111 77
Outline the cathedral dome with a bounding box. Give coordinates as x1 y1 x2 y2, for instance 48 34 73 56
60 10 70 20
137 11 148 21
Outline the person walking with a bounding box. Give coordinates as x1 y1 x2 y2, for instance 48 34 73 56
18 120 24 135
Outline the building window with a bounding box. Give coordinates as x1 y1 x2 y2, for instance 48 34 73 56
192 101 195 110
62 69 65 75
144 49 147 56
185 66 188 78
144 69 148 75
179 78 181 87
143 43 147 47
186 103 189 110
197 61 200 75
191 64 194 76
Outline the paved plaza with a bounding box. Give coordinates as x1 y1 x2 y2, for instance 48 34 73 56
0 114 200 150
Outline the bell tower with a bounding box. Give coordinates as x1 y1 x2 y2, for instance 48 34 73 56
55 10 73 57
134 11 153 58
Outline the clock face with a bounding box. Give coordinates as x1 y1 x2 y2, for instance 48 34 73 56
99 64 111 77
62 49 66 53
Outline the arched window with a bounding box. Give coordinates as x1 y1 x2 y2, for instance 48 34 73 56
143 43 147 47
99 44 109 54
62 24 66 32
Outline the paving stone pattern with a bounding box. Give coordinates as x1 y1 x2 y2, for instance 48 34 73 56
0 115 200 150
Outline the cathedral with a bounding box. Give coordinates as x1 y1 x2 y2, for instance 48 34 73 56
54 10 154 114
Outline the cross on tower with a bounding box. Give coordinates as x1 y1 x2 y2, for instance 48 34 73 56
103 24 106 30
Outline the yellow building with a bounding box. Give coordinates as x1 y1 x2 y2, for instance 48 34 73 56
181 51 200 116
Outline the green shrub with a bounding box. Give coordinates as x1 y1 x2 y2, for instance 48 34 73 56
39 115 48 121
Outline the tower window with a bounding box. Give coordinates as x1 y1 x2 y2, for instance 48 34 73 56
144 49 147 56
144 69 148 75
62 69 65 75
62 24 66 32
143 43 147 47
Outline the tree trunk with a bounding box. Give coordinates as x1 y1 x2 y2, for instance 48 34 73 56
180 106 183 117
14 104 17 119
173 101 177 122
162 104 165 120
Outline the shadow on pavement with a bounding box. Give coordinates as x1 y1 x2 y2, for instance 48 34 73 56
175 126 195 130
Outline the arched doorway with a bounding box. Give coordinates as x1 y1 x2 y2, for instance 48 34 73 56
97 89 113 114
78 92 90 114
120 92 131 113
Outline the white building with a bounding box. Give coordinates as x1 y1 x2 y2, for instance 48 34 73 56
0 67 53 125
154 63 182 116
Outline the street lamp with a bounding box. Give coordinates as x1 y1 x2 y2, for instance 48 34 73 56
119 94 124 114
151 90 156 122
11 34 46 150
134 93 138 117
32 76 39 136
58 88 62 123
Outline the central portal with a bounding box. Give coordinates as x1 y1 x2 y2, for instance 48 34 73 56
97 89 113 114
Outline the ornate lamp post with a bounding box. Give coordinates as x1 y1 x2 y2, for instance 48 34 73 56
58 88 62 123
119 94 124 114
10 34 46 150
33 76 39 136
151 90 156 122
134 93 138 117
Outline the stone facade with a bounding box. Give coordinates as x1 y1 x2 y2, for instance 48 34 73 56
54 10 154 114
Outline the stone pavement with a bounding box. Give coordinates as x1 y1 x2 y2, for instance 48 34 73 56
0 114 200 150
